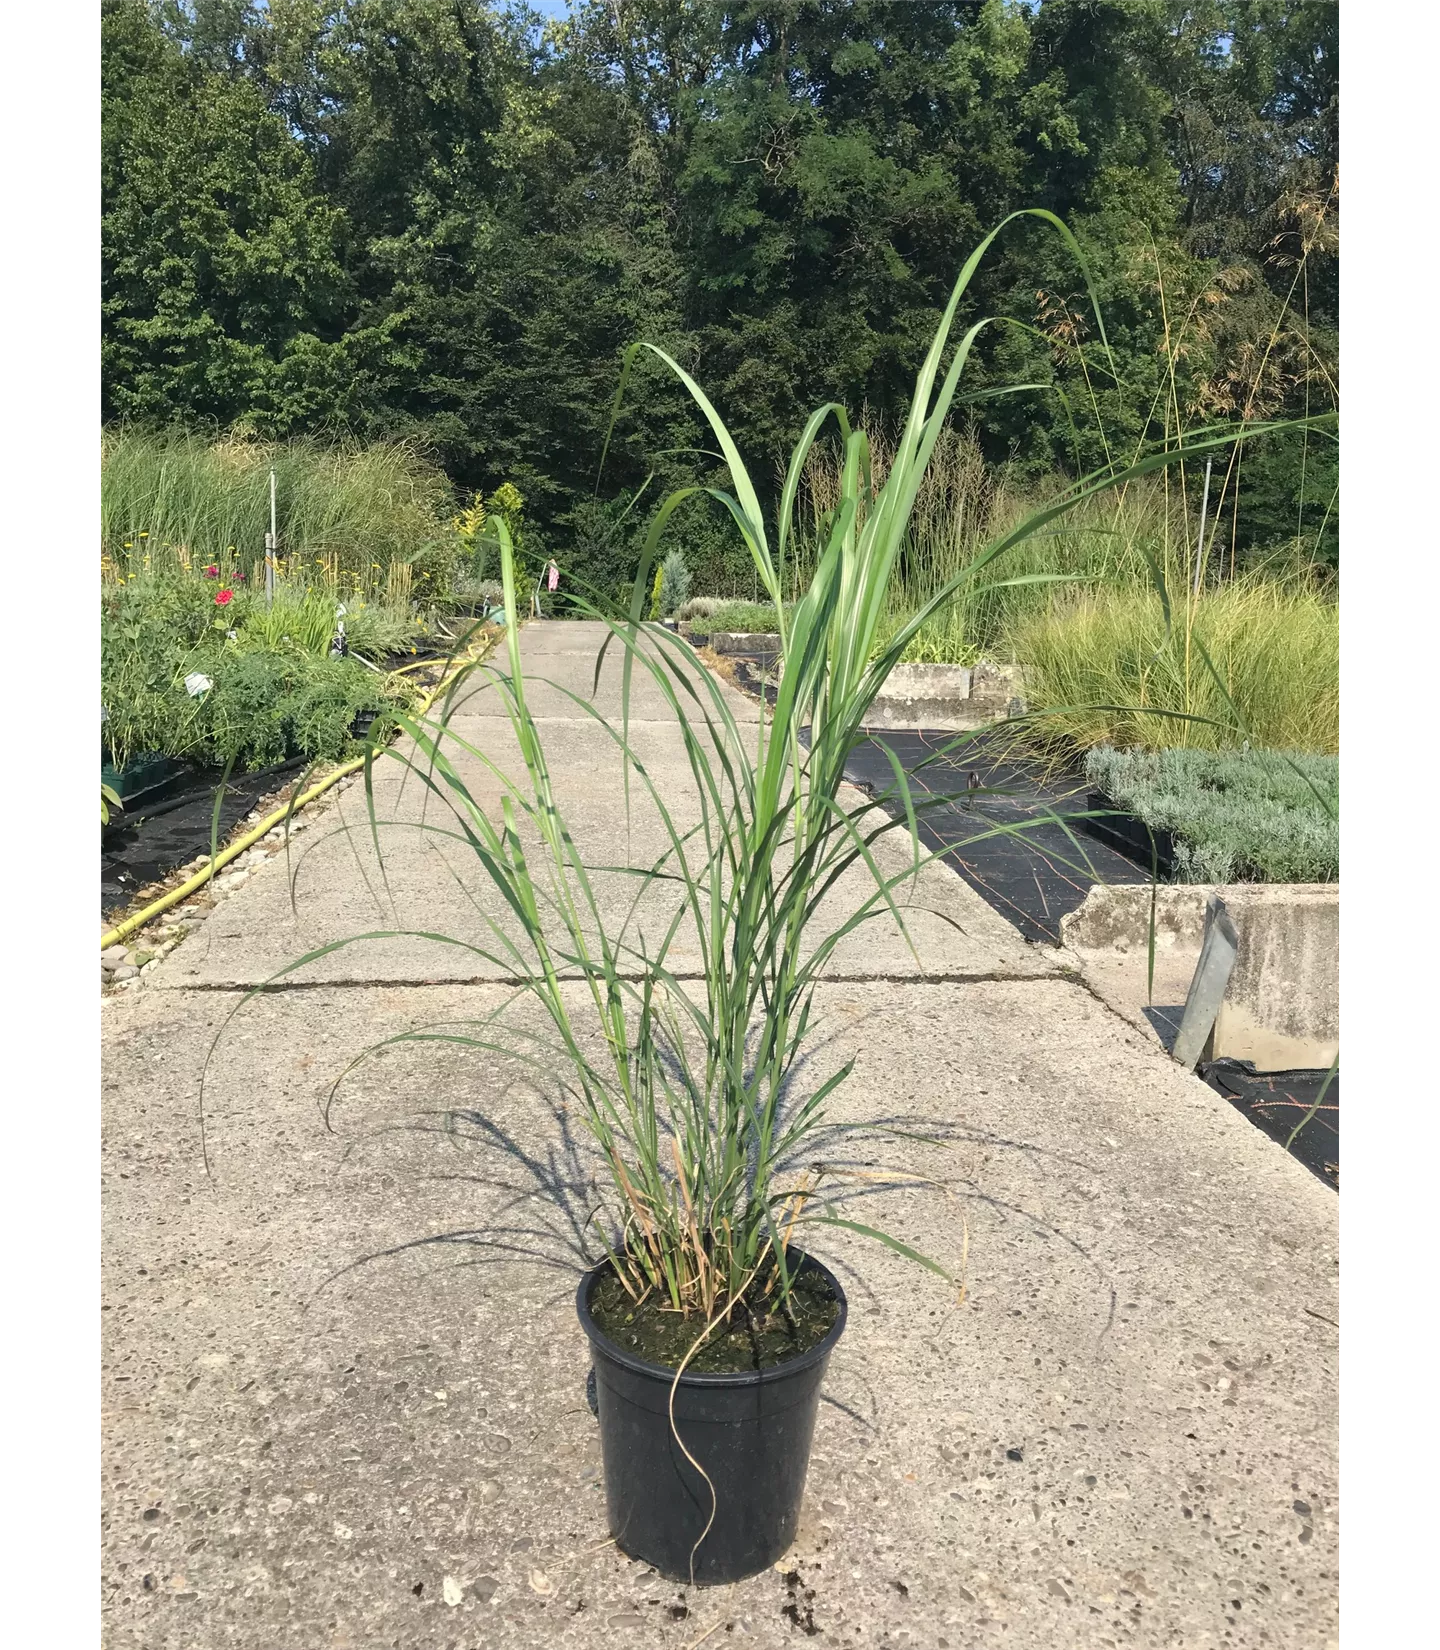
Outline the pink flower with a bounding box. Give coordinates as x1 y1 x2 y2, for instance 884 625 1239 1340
215 589 234 606
204 565 220 578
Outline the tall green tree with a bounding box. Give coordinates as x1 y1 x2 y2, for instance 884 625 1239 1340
102 0 355 426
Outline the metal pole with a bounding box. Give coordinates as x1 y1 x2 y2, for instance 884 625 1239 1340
265 467 278 607
1193 456 1212 598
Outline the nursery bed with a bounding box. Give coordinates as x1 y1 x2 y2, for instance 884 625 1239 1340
837 729 1145 946
1200 1059 1339 1190
100 626 499 922
101 755 311 918
724 656 1142 946
830 730 1344 1188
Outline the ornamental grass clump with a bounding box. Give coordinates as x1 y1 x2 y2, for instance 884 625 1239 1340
1013 579 1339 755
102 429 458 595
254 211 1314 1335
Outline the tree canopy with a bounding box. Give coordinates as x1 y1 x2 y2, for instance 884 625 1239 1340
102 0 1339 579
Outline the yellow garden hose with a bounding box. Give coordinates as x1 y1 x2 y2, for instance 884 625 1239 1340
100 631 496 952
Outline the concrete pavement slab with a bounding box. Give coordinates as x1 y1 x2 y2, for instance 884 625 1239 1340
154 627 1055 990
102 977 1337 1650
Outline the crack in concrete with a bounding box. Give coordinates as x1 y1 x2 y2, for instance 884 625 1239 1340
150 965 1076 994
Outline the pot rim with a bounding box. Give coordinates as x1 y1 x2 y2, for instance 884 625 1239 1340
576 1247 848 1388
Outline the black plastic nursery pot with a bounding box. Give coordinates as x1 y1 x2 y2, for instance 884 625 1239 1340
576 1251 848 1586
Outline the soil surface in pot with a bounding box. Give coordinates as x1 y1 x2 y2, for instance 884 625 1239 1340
590 1264 840 1375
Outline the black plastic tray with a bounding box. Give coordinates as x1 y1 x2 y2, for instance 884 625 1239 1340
101 752 193 810
1077 790 1178 876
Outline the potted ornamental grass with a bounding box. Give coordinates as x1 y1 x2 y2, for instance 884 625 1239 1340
242 213 1304 1586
